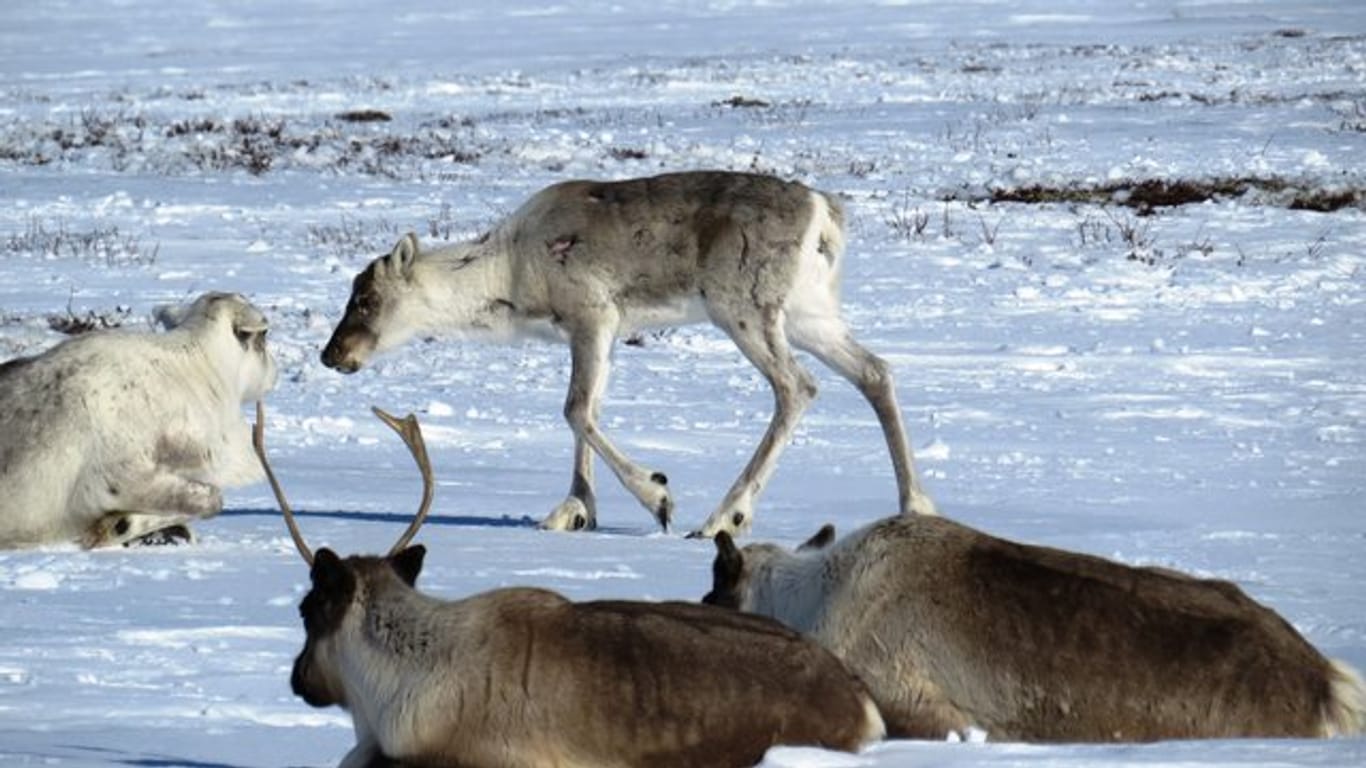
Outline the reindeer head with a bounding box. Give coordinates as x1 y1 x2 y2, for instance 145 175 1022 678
160 292 277 401
702 524 836 610
321 233 423 373
252 402 436 709
291 545 427 707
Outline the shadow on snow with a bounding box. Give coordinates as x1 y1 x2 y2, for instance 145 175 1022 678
220 506 539 529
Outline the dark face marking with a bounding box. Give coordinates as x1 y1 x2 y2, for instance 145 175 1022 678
347 266 384 320
234 327 268 352
300 549 355 640
321 263 384 372
292 548 356 707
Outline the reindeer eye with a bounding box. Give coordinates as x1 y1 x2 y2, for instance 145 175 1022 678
235 328 267 348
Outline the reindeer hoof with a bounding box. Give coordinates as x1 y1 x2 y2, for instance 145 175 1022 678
539 497 597 532
690 504 753 540
126 525 195 547
654 496 673 532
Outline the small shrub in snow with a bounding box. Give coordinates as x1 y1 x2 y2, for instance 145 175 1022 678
2 217 157 268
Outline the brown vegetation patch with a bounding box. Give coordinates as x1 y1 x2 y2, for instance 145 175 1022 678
608 146 649 161
47 304 131 335
714 95 771 109
977 177 1363 214
335 109 393 123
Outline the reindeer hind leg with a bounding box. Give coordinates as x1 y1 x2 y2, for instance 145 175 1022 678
788 314 937 516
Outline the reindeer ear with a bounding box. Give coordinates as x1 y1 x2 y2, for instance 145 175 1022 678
304 549 356 636
153 302 191 331
797 523 836 552
155 291 225 331
389 544 426 586
383 232 420 279
309 548 356 604
713 532 743 586
310 548 345 583
230 299 268 337
703 532 745 608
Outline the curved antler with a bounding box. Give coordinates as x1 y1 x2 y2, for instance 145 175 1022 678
252 402 434 564
252 400 314 566
372 406 435 555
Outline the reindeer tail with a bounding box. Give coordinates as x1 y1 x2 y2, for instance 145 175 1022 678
858 693 888 747
1322 659 1366 737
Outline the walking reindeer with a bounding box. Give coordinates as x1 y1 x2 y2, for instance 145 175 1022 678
320 171 937 537
703 514 1366 742
253 403 884 768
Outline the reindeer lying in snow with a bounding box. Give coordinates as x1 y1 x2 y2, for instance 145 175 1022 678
253 403 885 768
0 292 277 549
320 170 937 538
703 514 1366 743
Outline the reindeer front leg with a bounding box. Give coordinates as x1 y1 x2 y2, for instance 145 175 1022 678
551 320 672 531
80 464 224 548
691 306 816 539
82 511 197 548
338 740 387 768
337 719 408 768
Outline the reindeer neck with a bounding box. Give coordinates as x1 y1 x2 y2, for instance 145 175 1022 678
336 580 462 736
337 579 509 756
145 331 235 415
411 236 536 335
751 551 834 635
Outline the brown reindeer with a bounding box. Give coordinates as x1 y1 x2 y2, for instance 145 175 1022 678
252 403 885 768
703 513 1366 743
319 171 937 537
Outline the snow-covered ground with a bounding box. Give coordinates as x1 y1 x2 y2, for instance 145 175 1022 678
2 1 1364 765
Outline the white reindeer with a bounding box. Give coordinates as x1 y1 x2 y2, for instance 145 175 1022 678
320 170 937 537
704 514 1366 742
0 292 277 549
252 403 885 768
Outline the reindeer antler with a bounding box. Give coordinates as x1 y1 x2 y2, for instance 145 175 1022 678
252 400 314 566
253 402 436 564
372 406 435 555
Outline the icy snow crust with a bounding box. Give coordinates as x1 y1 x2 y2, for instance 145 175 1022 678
1 1 1364 765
